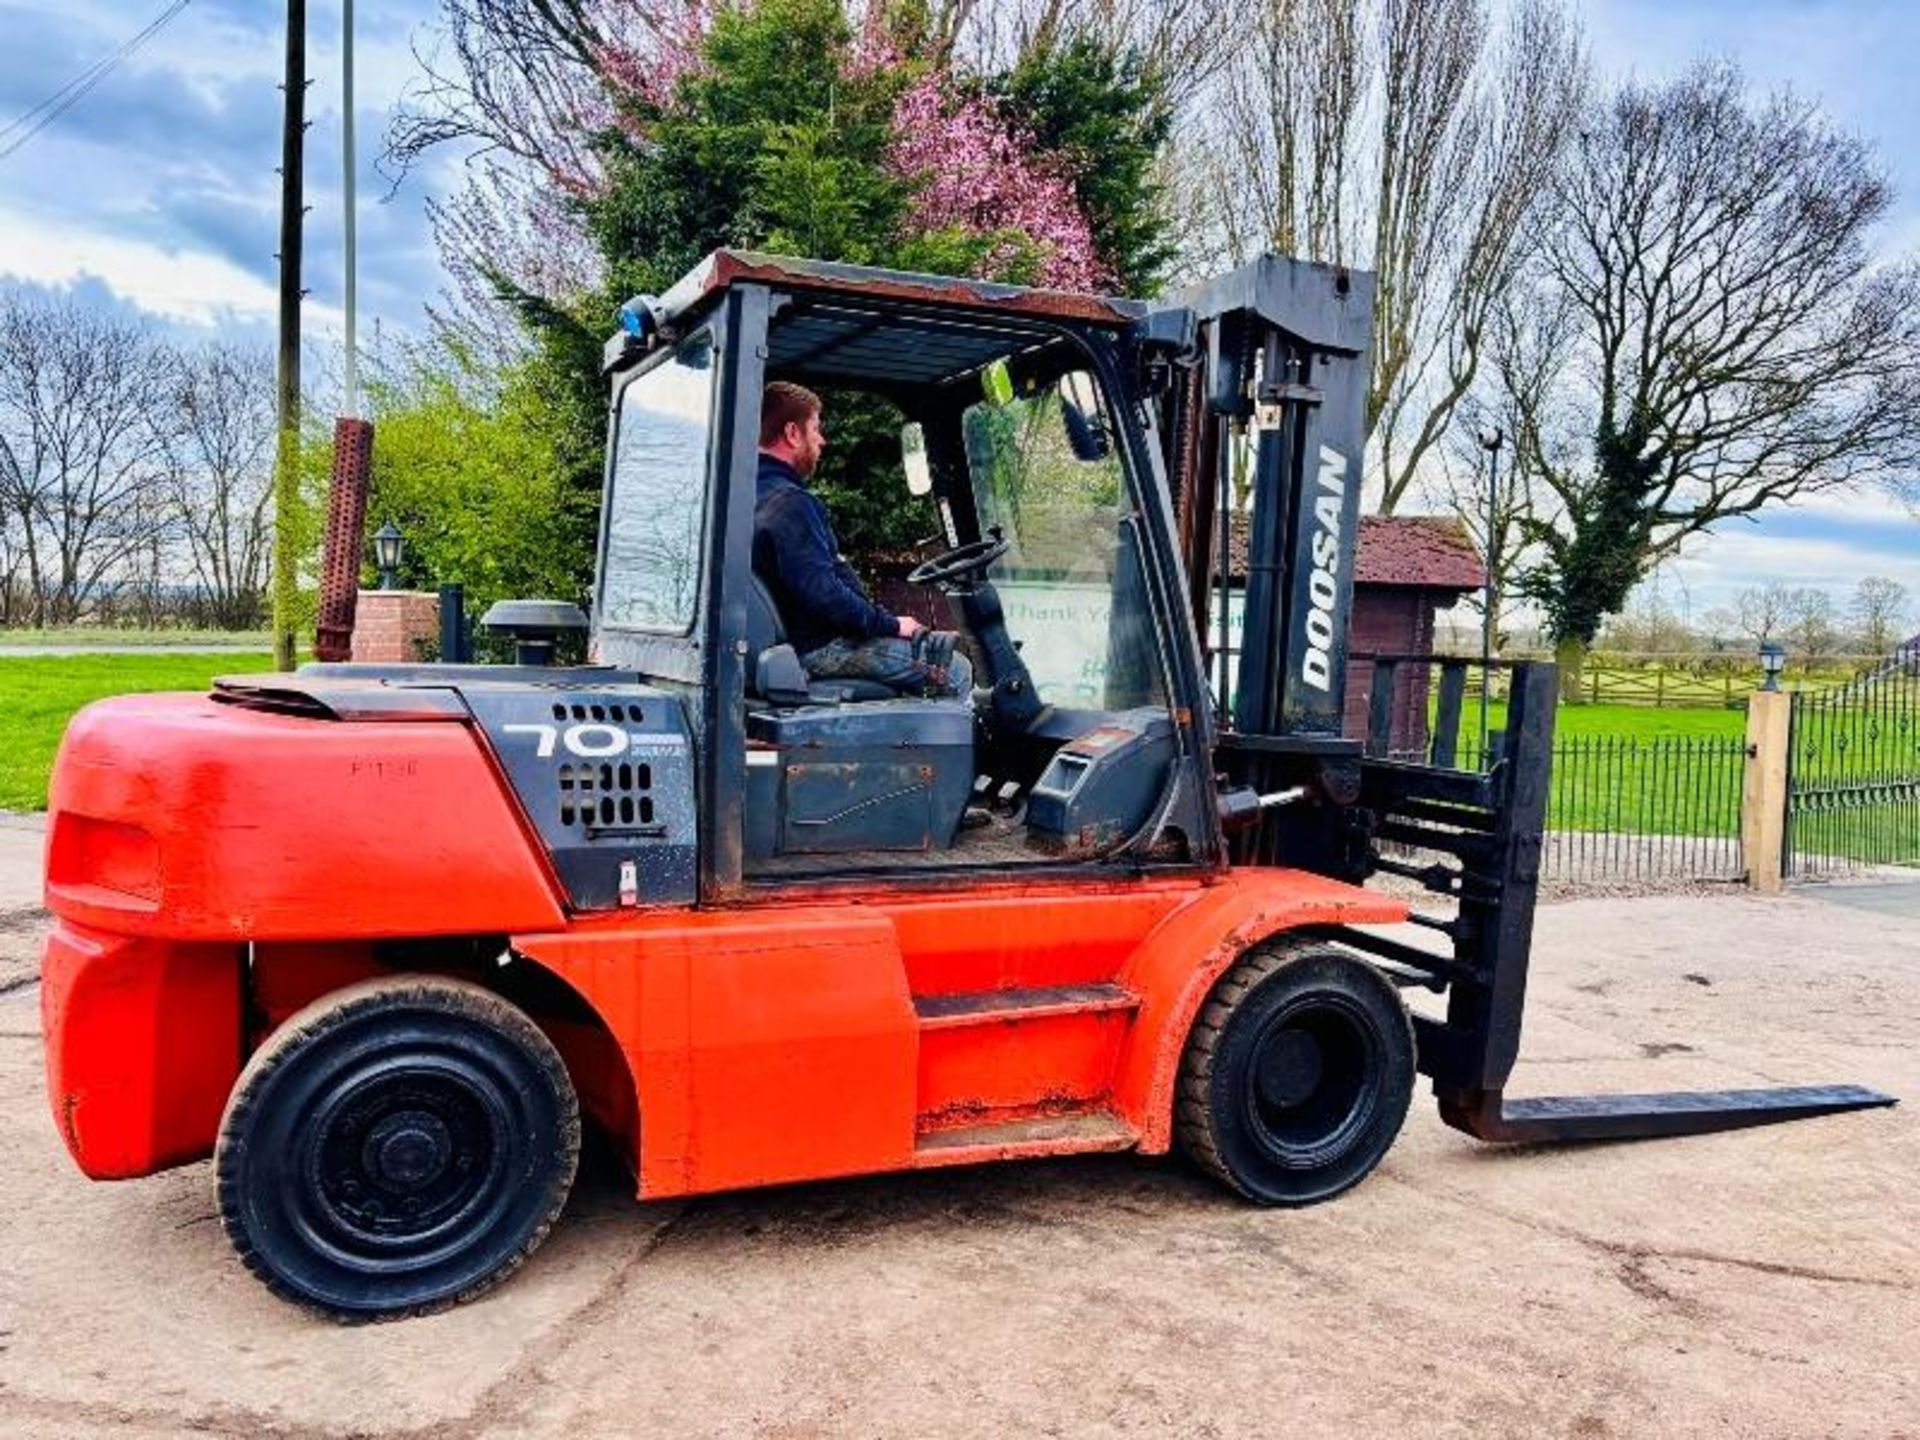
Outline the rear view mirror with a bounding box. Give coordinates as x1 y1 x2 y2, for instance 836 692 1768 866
981 359 1015 407
901 422 933 496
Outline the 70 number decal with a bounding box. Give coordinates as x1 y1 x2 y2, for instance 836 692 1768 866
501 722 630 759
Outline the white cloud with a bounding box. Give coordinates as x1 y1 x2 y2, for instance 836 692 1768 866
1778 487 1916 526
1666 526 1920 606
0 0 438 333
0 202 349 332
0 205 277 325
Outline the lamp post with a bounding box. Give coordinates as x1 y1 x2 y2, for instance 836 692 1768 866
341 0 358 418
373 522 405 591
1759 640 1787 692
1478 425 1504 758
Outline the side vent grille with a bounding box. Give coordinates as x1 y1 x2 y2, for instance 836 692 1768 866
550 700 642 724
559 760 657 834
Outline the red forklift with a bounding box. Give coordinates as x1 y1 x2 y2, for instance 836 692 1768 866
39 250 1891 1319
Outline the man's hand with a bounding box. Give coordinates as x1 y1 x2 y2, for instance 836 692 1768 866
896 615 925 639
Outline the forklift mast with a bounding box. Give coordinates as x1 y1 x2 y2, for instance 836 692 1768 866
1151 254 1891 1144
1171 255 1373 743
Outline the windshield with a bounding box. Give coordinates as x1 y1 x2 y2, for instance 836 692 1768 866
962 370 1165 710
600 334 714 633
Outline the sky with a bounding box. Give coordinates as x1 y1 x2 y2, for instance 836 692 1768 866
0 0 1914 626
0 0 443 343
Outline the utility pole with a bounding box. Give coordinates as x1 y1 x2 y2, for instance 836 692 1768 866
271 0 308 671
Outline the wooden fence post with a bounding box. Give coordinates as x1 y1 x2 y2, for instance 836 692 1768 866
1741 690 1791 893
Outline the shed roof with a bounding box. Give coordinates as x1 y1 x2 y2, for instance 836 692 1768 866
1221 513 1485 591
1353 515 1486 589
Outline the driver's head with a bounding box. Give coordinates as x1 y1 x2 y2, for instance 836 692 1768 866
761 381 825 478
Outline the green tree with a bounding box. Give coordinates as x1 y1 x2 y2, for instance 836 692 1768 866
361 356 597 612
1517 411 1656 696
392 0 1180 600
988 37 1175 295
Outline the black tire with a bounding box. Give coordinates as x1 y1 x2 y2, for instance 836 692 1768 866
215 975 580 1321
1177 943 1414 1207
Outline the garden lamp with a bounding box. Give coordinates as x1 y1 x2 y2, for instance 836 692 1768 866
1759 640 1786 691
373 521 406 591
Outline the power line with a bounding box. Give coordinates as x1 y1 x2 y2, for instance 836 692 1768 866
0 0 193 149
0 0 194 163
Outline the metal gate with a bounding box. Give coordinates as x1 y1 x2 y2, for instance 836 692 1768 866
1785 643 1920 876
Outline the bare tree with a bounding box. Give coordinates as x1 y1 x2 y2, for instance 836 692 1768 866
154 344 278 629
1784 587 1840 663
0 293 170 625
1432 401 1527 648
1725 581 1792 647
385 0 702 347
386 0 674 191
1436 280 1587 646
942 0 1234 108
1207 0 1366 265
0 506 24 626
1508 63 1920 696
1850 575 1911 655
1187 0 1586 513
1601 569 1696 653
1372 0 1586 514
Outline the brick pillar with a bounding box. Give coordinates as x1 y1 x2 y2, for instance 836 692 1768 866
350 590 440 663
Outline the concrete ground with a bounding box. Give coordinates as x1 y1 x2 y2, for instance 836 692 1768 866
0 815 1913 1438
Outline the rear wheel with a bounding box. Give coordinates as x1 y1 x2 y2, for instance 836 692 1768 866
1177 943 1414 1206
216 975 580 1321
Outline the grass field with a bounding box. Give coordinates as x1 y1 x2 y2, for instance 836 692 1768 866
1443 700 1749 842
1455 695 1917 868
0 627 272 649
0 652 275 810
1454 698 1746 742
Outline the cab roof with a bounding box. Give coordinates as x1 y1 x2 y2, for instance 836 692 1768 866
657 250 1148 330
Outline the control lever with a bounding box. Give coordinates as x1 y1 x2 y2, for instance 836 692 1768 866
1217 784 1310 832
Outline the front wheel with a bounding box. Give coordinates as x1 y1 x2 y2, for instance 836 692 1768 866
215 975 580 1320
1177 944 1414 1206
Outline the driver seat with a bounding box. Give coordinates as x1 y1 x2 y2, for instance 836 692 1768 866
746 573 897 704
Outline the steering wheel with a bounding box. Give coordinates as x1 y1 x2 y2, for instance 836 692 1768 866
906 532 1011 591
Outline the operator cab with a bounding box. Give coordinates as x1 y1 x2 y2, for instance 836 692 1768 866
596 255 1206 882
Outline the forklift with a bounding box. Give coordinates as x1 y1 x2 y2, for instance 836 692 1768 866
38 250 1892 1319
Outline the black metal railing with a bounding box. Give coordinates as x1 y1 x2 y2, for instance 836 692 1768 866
1786 650 1920 876
1359 655 1747 884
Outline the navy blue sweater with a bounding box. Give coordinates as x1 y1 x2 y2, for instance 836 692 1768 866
752 455 897 656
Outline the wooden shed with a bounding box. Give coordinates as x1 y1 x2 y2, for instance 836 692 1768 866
1344 516 1487 755
1217 513 1485 756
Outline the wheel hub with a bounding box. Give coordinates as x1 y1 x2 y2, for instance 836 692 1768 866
1256 1029 1325 1109
365 1111 453 1191
312 1072 500 1241
1246 998 1378 1168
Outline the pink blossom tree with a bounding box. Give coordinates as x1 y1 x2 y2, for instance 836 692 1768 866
885 70 1107 290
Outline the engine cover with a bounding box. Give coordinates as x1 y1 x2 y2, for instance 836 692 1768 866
461 682 698 910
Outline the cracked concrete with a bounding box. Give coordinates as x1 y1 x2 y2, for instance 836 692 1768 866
0 847 1913 1437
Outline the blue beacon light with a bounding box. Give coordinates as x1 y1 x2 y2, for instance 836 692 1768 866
617 296 658 340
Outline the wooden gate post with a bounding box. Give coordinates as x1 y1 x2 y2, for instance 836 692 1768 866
1742 690 1791 893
